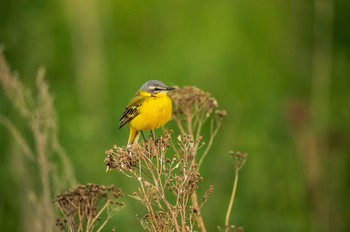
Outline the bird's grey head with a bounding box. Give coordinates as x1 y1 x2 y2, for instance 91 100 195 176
140 80 175 94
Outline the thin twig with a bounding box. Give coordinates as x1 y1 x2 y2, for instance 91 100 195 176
198 117 223 170
191 192 207 232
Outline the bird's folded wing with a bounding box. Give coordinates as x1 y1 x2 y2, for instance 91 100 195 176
119 95 146 129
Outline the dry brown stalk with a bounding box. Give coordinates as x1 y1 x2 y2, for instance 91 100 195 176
170 86 226 232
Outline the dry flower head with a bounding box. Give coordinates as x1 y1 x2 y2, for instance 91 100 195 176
54 184 124 231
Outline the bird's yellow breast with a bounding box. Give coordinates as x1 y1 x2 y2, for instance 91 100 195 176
129 92 172 131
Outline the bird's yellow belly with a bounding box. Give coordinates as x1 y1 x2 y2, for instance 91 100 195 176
130 95 172 131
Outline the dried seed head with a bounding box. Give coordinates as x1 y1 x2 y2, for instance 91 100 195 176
169 86 225 121
54 184 124 230
215 109 227 118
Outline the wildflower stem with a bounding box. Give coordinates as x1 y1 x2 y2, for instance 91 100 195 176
173 116 186 135
191 192 207 232
225 151 247 231
198 118 222 170
225 168 239 232
137 164 158 231
89 198 111 229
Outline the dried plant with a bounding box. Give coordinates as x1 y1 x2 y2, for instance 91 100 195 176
0 49 76 231
105 86 247 232
105 131 214 232
54 184 124 232
170 86 227 231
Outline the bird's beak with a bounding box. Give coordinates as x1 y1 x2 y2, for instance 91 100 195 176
166 86 176 91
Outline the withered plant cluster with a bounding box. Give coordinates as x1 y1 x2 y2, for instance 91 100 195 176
105 131 214 232
0 50 76 231
105 86 246 232
54 184 124 232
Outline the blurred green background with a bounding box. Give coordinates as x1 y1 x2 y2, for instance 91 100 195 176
1 0 349 231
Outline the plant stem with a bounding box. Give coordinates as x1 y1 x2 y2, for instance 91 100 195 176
191 192 207 232
198 118 222 170
225 169 239 232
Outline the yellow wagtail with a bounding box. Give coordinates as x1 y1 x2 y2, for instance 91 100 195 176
119 80 175 144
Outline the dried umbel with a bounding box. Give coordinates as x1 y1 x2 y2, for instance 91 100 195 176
170 86 219 118
169 86 227 138
54 184 124 231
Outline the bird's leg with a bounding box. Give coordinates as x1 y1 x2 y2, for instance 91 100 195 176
141 131 147 142
150 130 155 141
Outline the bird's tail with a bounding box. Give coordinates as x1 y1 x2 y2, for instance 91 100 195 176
128 127 140 145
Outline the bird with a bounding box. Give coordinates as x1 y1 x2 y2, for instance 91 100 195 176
119 80 175 144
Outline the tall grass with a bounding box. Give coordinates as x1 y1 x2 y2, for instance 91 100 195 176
0 50 76 232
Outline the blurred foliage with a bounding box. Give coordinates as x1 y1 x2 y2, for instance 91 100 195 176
1 0 349 231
